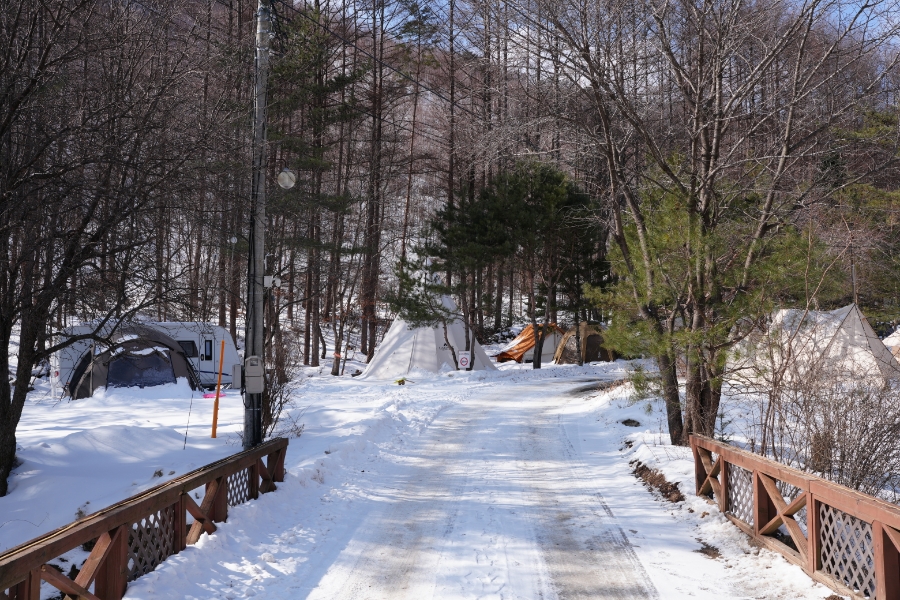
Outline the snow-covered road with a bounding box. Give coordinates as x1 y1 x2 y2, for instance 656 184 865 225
67 364 837 600
304 381 656 599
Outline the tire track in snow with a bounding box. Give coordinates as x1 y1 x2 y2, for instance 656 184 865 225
516 400 659 600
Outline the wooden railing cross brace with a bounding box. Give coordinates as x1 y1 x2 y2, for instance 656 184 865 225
257 458 276 494
74 526 123 591
756 473 808 560
33 525 126 600
40 565 101 600
185 478 222 545
697 448 722 500
884 523 900 552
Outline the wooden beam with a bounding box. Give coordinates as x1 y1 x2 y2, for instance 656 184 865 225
719 460 729 514
697 449 721 499
692 443 704 496
249 462 259 500
782 493 807 517
8 570 39 600
207 478 228 523
268 448 286 482
884 523 900 553
93 521 127 600
875 521 900 600
754 471 772 537
173 496 186 553
186 479 220 545
258 459 276 494
73 526 123 590
807 495 821 574
759 493 807 535
40 565 101 600
757 473 787 512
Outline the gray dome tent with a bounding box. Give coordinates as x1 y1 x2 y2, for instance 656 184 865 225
68 324 201 399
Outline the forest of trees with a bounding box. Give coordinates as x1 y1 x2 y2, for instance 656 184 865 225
2 0 900 494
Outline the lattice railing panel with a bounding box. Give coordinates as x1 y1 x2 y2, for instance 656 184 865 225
127 505 176 581
727 464 754 528
820 503 875 598
228 468 251 507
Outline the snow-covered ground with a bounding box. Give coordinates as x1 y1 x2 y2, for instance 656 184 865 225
2 361 843 599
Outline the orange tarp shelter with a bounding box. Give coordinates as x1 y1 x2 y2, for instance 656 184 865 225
495 324 565 363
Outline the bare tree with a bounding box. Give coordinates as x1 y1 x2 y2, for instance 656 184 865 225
514 0 900 443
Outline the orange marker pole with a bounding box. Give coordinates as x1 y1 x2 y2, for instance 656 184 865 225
211 339 226 438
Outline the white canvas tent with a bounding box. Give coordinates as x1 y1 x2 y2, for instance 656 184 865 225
730 304 900 381
885 327 900 363
885 327 900 349
362 296 496 379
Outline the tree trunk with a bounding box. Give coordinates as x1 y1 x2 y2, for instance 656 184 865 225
657 351 684 445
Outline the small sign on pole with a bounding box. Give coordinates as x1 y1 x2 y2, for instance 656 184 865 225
458 351 471 369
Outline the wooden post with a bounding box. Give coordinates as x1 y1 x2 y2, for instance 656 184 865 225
692 442 704 496
207 477 228 523
719 460 729 514
249 463 259 500
9 570 40 600
211 339 226 438
807 495 821 575
874 521 900 600
94 525 128 600
754 471 772 537
267 448 285 483
173 496 187 553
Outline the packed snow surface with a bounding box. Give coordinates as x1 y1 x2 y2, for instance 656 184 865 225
2 362 841 599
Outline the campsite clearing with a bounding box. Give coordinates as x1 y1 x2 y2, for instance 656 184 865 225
2 361 842 599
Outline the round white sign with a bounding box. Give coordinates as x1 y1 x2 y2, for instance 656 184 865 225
458 353 471 369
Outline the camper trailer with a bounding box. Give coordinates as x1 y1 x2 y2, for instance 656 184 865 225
149 323 240 389
51 321 240 396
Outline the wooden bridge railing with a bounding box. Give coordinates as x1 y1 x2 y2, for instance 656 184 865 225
0 437 288 600
692 434 900 600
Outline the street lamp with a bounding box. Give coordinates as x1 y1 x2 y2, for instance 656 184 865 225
277 168 296 190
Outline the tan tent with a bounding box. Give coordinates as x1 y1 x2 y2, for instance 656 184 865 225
553 323 615 364
495 324 565 363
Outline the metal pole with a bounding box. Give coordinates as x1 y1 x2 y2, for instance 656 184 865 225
244 0 271 449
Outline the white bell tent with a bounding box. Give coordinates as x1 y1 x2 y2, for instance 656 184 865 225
361 296 496 379
731 304 900 382
885 327 900 350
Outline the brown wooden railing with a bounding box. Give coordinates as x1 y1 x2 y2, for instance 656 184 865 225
0 437 288 600
692 434 900 600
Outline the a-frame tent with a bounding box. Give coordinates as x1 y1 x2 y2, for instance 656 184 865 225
495 324 564 363
361 296 496 379
732 304 900 381
553 322 615 364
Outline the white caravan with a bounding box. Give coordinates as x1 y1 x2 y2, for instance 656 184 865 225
50 321 240 396
148 323 240 389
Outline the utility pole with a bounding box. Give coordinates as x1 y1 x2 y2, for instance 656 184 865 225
244 0 272 449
